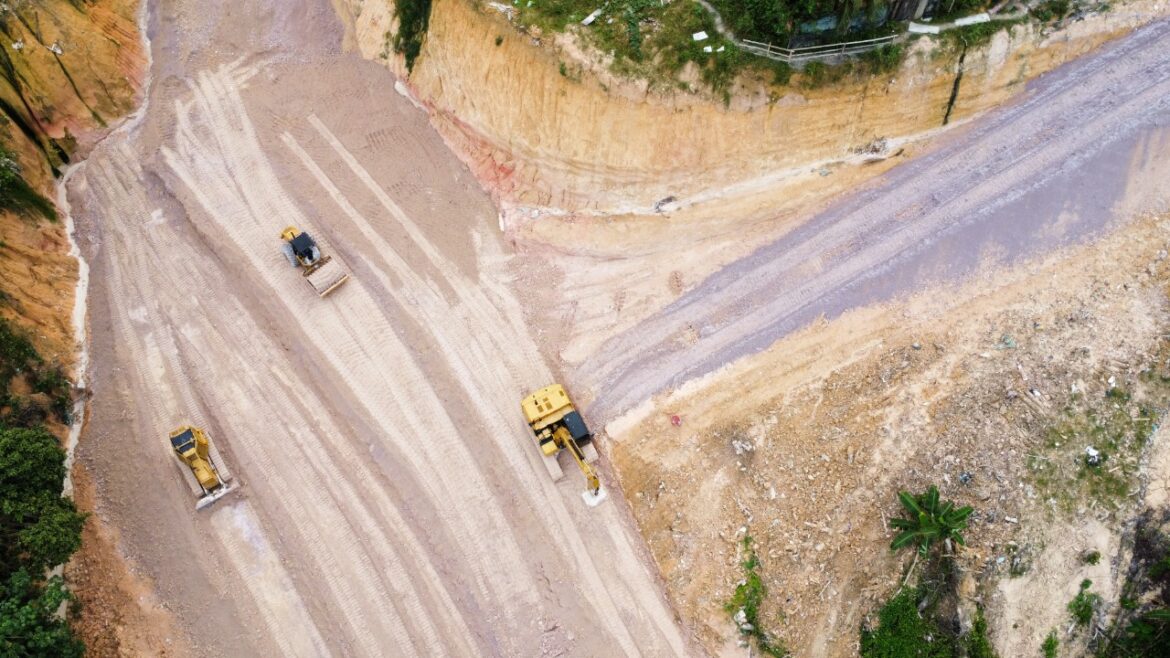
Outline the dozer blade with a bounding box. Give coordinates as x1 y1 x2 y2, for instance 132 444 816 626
195 484 236 511
306 258 350 297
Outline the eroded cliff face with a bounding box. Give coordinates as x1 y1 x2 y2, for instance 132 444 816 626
0 0 146 365
337 0 1166 215
0 3 153 657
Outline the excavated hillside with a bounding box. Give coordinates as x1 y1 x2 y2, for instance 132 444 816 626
337 0 1167 215
0 2 162 656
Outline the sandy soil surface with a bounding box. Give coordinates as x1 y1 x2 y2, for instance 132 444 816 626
574 15 1170 422
70 0 689 655
608 209 1170 655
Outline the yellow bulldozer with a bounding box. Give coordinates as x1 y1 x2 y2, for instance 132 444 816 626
522 384 607 506
169 425 234 510
280 226 350 297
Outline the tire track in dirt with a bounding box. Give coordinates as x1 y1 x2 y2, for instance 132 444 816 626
285 121 687 655
581 16 1170 422
143 59 687 655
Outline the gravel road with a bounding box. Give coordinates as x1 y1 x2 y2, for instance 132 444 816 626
72 0 687 655
579 16 1170 421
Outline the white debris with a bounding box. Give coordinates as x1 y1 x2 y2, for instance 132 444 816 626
48 42 63 55
692 30 709 41
582 8 602 25
10 39 21 51
908 22 941 34
703 45 713 52
716 45 726 52
1085 446 1102 466
954 12 991 25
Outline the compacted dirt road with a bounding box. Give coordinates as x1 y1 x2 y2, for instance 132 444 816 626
579 16 1170 421
73 1 687 655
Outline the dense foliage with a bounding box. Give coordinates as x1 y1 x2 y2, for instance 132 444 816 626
0 424 86 656
860 586 956 658
710 0 987 44
0 316 85 655
393 0 433 71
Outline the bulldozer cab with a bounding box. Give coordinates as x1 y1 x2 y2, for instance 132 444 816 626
284 228 321 266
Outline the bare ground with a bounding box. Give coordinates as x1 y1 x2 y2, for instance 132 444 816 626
72 0 689 655
608 210 1170 655
570 16 1170 422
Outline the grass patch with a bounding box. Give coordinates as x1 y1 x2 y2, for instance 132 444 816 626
1042 630 1059 658
938 20 1018 52
966 607 998 658
860 586 957 658
725 534 789 657
1068 578 1101 627
1097 512 1170 656
0 317 71 427
1026 373 1167 515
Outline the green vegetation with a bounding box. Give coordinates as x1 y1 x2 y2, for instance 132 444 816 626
0 317 72 428
0 313 86 654
1083 550 1102 566
860 486 991 658
725 534 789 657
1041 630 1058 658
889 485 973 556
0 424 86 656
966 607 998 658
392 0 433 71
1097 514 1170 656
1027 382 1166 515
1031 0 1070 22
937 19 1017 52
1068 579 1101 627
860 586 956 658
0 144 56 221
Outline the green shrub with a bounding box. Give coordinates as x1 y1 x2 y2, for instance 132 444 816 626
0 423 86 654
1068 579 1101 627
860 587 955 658
966 607 999 658
392 0 433 71
889 485 974 556
1041 630 1058 658
725 535 789 657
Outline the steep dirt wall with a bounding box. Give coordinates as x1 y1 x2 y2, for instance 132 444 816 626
0 0 146 365
0 3 158 657
339 0 1166 214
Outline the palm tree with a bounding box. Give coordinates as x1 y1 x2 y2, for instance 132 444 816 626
889 485 973 556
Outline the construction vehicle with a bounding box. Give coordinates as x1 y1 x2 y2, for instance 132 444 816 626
169 425 234 510
522 384 607 506
280 226 350 297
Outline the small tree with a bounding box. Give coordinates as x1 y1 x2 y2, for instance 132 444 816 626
889 485 973 556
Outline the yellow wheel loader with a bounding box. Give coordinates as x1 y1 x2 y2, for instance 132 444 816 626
522 384 607 506
280 226 350 297
169 425 234 510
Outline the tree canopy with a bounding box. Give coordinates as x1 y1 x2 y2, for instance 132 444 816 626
0 424 86 655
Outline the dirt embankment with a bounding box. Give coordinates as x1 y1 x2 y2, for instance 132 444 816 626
0 0 145 364
336 0 1167 215
607 210 1170 656
0 2 168 656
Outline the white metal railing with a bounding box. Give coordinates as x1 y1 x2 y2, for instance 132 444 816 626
738 34 902 64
